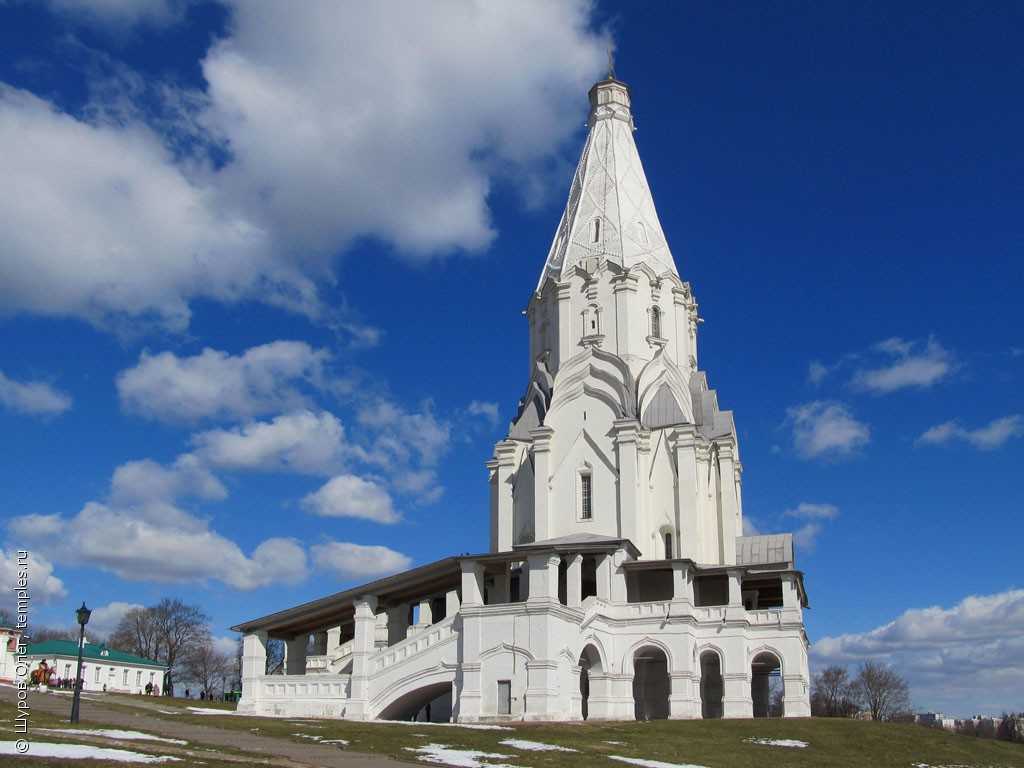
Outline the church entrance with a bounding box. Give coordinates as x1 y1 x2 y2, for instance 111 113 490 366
700 651 723 719
632 646 670 720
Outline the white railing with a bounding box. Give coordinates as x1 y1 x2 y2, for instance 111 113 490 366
624 600 672 618
259 673 350 700
693 605 727 622
747 608 784 625
305 655 329 672
372 615 457 674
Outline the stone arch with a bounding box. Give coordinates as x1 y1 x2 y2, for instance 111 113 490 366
696 645 724 720
479 642 534 663
575 635 609 673
621 636 674 674
631 644 670 721
750 649 784 718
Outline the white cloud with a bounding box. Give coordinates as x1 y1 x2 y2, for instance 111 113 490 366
86 601 145 637
0 85 312 332
117 342 330 423
110 454 226 504
807 360 830 386
812 589 1024 715
0 3 607 333
311 541 411 580
47 0 185 28
784 502 840 520
0 370 72 416
9 505 307 590
0 549 67 612
302 475 399 524
792 522 824 552
917 415 1023 451
357 399 451 468
191 410 346 475
212 635 238 656
786 401 870 460
467 400 500 426
851 337 954 394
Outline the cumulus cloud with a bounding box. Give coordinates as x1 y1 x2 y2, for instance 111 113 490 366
467 400 500 426
786 401 870 460
191 410 346 475
311 541 411 580
111 453 226 504
812 589 1024 715
301 475 399 524
0 370 72 416
851 337 955 394
1 2 607 332
0 549 67 611
86 601 145 637
10 505 307 590
917 415 1023 451
117 342 330 423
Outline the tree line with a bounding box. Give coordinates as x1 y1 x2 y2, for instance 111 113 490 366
811 660 911 720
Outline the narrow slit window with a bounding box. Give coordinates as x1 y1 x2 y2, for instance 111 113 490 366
591 218 601 243
651 306 662 338
580 473 593 520
497 680 512 715
664 532 673 559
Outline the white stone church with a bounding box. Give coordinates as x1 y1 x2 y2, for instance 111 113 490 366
234 73 812 723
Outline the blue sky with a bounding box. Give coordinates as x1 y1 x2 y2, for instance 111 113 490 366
1 1 1021 715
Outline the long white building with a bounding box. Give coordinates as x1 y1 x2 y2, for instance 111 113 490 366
234 71 812 723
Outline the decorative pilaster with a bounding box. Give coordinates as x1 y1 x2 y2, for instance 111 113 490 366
529 426 555 541
455 560 484 721
671 426 701 561
492 441 519 552
555 281 573 370
717 443 739 565
612 419 642 549
610 271 639 357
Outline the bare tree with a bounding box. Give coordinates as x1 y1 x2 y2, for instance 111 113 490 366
266 638 285 675
812 665 858 717
109 607 162 661
151 598 210 692
184 640 231 698
26 625 77 642
851 660 910 721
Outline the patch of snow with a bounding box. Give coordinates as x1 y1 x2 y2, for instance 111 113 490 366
157 710 181 715
37 728 186 745
743 737 809 748
321 739 350 745
406 743 522 768
499 739 577 752
605 740 626 745
186 706 235 715
610 757 710 768
0 741 180 763
291 733 322 741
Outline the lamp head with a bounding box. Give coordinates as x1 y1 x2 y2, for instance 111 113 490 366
75 602 91 628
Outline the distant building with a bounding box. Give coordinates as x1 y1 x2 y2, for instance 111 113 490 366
0 626 23 682
23 639 166 694
234 70 812 722
916 712 956 730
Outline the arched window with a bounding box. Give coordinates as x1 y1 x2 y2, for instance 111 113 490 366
651 306 662 338
579 471 593 520
663 531 673 559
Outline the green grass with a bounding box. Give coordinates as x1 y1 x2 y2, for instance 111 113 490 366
130 705 1024 768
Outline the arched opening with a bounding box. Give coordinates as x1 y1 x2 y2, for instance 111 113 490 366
751 651 784 718
699 651 723 719
578 645 602 721
632 645 670 721
376 681 452 722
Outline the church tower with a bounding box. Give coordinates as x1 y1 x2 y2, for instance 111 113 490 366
489 74 744 565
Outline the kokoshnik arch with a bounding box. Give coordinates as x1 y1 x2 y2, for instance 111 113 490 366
233 72 812 722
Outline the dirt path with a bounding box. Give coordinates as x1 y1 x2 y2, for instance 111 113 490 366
4 687 406 768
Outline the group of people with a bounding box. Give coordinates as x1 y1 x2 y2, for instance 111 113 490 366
183 688 219 700
143 681 163 695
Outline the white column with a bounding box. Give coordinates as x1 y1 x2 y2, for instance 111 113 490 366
726 568 745 622
386 605 408 647
671 427 701 561
717 443 739 565
595 553 612 601
566 554 583 608
491 563 510 605
284 636 306 675
446 588 461 618
527 553 560 603
347 595 378 720
530 427 555 541
671 561 693 609
609 548 629 604
326 625 341 653
493 441 519 552
237 631 267 713
613 420 642 550
455 560 484 721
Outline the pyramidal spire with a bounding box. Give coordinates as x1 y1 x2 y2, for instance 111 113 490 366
537 73 678 291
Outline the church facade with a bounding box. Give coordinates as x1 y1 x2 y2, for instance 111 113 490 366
234 74 812 722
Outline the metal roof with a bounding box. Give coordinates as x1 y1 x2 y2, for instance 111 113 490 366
735 534 794 567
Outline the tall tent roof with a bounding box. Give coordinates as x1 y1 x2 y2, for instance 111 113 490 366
537 76 678 290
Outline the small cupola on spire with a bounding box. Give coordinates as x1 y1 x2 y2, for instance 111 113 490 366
588 76 633 130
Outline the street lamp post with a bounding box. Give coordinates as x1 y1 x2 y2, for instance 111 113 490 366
69 601 91 724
